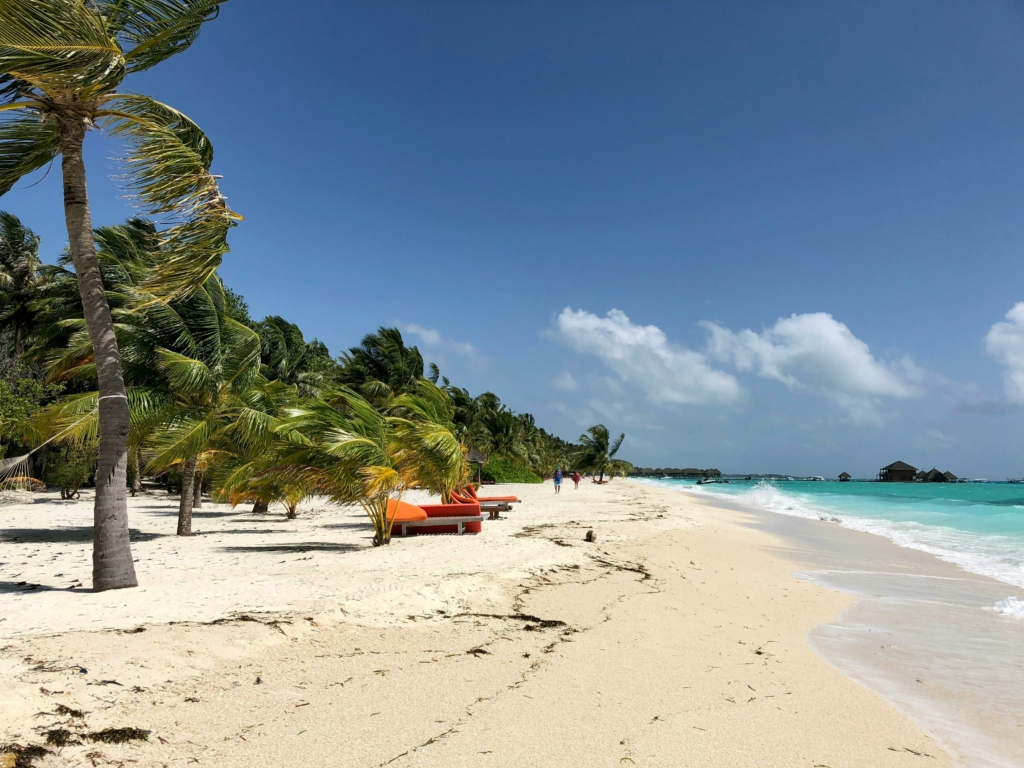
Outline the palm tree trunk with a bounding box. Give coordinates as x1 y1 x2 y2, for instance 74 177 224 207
193 469 203 509
252 499 268 514
13 320 23 360
131 450 143 496
178 456 197 536
59 119 137 592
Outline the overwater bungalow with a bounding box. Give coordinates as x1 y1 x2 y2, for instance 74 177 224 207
878 461 917 482
838 472 852 482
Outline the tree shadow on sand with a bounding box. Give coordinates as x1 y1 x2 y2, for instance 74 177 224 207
1 527 163 544
322 521 372 531
0 580 86 594
134 506 243 519
217 542 363 555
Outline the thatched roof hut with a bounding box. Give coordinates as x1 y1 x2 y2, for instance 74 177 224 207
924 468 947 483
943 471 958 482
878 461 917 482
838 472 851 481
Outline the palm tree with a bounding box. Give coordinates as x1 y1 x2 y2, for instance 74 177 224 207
34 241 264 536
208 378 306 516
0 211 42 360
389 380 467 503
575 424 625 483
337 327 425 401
605 459 634 481
0 0 237 591
269 381 464 546
256 315 335 395
143 318 263 535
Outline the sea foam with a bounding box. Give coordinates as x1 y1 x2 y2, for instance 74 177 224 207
648 479 1024 591
993 596 1024 619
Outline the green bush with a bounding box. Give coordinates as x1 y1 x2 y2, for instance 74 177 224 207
480 455 542 484
50 445 97 499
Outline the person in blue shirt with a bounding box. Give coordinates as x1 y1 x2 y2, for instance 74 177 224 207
553 467 563 494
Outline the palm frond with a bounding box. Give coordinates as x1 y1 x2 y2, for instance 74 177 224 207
0 109 60 195
97 0 222 74
100 93 240 298
144 412 217 472
0 0 125 97
155 347 217 399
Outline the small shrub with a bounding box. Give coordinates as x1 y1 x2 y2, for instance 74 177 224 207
480 456 542 484
49 445 97 499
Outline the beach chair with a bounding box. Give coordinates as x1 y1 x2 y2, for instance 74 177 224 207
464 484 520 504
397 502 484 535
451 490 510 519
387 499 483 536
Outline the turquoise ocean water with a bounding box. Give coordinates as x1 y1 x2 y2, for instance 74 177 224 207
647 478 1024 610
641 477 1024 765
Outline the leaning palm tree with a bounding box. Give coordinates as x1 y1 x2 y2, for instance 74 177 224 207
389 380 467 503
0 0 238 590
270 382 464 546
575 424 625 483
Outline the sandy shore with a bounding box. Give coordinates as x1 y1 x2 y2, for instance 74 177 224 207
1 481 951 767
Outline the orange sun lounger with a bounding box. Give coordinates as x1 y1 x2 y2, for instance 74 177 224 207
461 485 519 504
387 499 482 535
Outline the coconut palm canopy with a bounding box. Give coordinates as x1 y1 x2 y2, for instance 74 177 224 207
575 424 626 482
0 0 239 292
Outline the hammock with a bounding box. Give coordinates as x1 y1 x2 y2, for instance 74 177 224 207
0 394 125 499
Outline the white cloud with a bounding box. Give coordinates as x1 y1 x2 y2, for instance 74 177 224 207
552 308 742 405
702 312 922 422
985 303 1024 403
403 323 478 359
551 371 578 390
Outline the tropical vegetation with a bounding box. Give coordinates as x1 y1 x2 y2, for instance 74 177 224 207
0 208 631 560
0 0 630 588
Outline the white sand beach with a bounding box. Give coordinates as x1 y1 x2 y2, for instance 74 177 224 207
2 481 952 767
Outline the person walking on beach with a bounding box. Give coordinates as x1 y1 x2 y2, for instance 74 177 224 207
572 470 581 489
553 467 563 494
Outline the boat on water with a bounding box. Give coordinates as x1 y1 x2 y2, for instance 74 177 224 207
975 478 989 483
1008 478 1024 484
808 476 825 481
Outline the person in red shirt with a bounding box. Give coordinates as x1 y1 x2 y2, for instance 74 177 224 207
572 470 581 489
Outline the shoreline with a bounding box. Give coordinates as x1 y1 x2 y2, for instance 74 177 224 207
2 482 956 766
644 479 1024 768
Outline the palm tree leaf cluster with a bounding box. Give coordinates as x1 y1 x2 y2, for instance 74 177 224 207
0 0 238 297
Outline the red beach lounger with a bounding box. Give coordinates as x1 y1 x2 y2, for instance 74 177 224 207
463 485 520 504
388 499 482 536
398 502 484 535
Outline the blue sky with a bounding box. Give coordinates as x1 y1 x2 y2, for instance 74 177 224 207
5 1 1024 477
